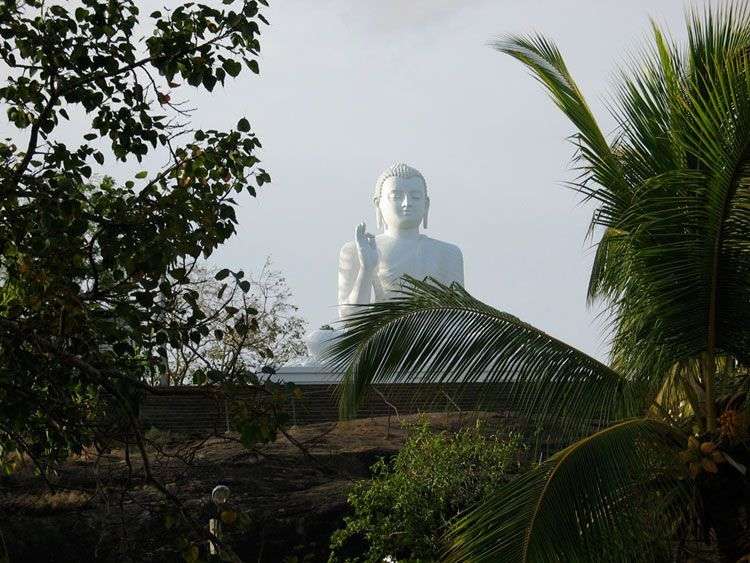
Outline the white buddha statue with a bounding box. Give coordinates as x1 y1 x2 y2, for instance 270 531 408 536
337 163 464 319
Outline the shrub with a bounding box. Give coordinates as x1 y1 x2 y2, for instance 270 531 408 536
143 427 188 448
329 418 524 562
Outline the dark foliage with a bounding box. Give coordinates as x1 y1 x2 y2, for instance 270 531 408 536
0 2 289 552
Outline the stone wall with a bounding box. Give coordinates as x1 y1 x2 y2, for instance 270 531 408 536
139 381 516 434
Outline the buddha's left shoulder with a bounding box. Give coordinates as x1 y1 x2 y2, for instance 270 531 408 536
422 236 463 260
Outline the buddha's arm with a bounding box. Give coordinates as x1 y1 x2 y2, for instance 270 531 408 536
447 245 465 287
337 242 373 319
455 250 465 286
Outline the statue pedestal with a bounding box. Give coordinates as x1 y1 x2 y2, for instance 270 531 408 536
300 327 337 366
272 326 342 383
274 365 342 385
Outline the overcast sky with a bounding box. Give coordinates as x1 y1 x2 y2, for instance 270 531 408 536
208 0 694 362
3 1 704 362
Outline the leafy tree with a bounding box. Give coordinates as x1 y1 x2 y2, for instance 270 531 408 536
327 4 750 561
159 258 307 386
0 0 280 554
329 418 523 563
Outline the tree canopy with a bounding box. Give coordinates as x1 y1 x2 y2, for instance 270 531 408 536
0 0 271 469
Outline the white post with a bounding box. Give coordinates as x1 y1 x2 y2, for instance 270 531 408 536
208 518 221 555
209 485 230 555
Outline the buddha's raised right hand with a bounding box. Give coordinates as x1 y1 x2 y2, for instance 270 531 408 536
355 222 378 274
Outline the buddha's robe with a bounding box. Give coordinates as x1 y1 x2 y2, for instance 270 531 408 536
337 234 464 315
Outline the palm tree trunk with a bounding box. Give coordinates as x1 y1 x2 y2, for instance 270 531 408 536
703 351 717 433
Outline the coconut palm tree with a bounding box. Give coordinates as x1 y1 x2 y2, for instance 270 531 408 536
325 4 750 561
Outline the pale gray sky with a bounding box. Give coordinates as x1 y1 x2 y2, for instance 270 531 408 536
3 1 702 362
208 0 693 362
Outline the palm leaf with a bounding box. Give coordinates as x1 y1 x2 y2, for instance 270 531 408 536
492 34 627 213
609 18 750 391
586 226 629 306
499 8 750 395
326 278 642 441
445 418 690 563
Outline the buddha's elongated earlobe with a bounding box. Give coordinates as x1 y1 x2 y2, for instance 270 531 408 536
375 204 384 230
422 198 430 229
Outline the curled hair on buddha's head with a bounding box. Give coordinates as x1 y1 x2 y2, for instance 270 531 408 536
373 163 429 230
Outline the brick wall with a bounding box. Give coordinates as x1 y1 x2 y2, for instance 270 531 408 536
139 382 516 434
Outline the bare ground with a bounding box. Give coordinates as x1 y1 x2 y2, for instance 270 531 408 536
0 412 510 562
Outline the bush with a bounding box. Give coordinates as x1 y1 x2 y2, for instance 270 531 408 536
329 418 524 562
143 427 188 448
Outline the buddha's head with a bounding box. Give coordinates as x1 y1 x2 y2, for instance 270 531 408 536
373 163 430 232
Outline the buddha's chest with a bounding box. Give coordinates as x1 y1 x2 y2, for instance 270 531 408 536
375 239 434 283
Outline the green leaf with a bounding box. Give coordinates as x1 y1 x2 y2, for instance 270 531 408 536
192 370 207 385
135 170 147 179
222 59 242 77
169 267 186 281
237 117 250 132
239 420 262 447
215 268 230 280
202 72 217 92
164 513 175 529
446 419 689 562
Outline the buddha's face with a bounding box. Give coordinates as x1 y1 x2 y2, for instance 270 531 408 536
377 176 428 230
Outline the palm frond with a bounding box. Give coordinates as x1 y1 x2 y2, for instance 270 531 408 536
587 227 628 306
501 6 750 384
325 278 642 440
445 418 690 563
492 34 627 212
611 16 750 379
